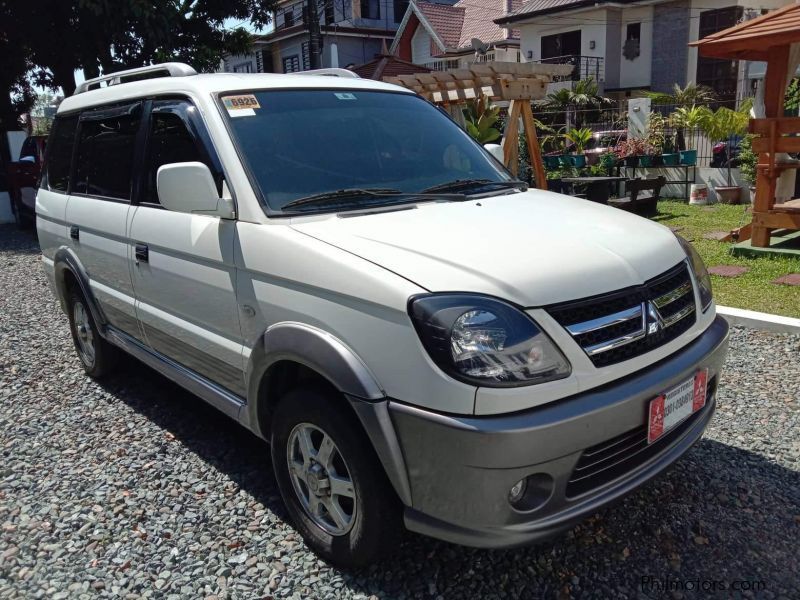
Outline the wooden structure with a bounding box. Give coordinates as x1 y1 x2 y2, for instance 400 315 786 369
383 61 572 189
691 4 800 247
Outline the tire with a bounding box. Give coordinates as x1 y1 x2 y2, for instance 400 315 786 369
66 289 117 378
271 386 402 568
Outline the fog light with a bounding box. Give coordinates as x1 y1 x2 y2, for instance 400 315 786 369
508 473 555 512
509 478 527 504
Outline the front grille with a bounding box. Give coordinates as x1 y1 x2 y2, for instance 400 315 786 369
565 376 717 498
547 262 696 367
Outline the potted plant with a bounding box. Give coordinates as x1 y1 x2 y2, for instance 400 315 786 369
463 96 502 144
698 104 751 204
661 134 680 166
670 106 705 165
615 138 652 168
564 127 593 168
647 112 666 166
737 134 758 203
599 151 618 174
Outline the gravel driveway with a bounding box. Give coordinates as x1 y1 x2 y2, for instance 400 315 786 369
0 224 798 599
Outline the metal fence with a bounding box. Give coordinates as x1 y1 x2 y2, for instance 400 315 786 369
530 102 720 166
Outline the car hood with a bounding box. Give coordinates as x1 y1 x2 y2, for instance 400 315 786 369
290 191 687 307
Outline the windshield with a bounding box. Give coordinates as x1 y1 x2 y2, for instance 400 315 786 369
221 89 511 213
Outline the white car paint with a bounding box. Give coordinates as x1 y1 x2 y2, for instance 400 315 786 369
290 191 686 308
39 70 715 417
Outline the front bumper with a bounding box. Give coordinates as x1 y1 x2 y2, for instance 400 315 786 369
387 315 729 548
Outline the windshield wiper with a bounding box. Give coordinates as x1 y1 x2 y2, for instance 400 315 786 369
422 179 528 194
281 188 464 211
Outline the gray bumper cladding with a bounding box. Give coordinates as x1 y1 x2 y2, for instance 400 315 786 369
390 316 730 549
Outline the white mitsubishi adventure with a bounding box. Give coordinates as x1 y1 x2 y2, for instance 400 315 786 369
37 63 729 567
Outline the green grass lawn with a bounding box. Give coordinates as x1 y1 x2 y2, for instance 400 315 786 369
651 201 800 318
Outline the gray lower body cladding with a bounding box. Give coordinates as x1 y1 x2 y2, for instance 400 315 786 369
385 316 729 548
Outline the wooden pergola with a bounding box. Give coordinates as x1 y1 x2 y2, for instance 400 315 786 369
383 61 572 189
692 4 800 247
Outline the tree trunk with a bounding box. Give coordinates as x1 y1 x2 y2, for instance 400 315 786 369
51 65 77 97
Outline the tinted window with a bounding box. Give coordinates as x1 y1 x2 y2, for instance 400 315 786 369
74 110 140 200
45 117 78 192
144 111 205 204
222 90 509 213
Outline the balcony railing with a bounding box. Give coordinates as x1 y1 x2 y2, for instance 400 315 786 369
535 55 604 82
423 51 523 72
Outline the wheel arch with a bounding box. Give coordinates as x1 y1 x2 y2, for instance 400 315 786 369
53 247 107 332
243 322 412 506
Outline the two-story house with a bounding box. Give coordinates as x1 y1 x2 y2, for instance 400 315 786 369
221 0 405 74
389 0 523 71
494 0 789 100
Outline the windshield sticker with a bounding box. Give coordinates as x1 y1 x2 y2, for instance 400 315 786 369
334 92 357 100
223 95 260 117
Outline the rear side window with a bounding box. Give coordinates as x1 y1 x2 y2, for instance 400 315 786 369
44 116 78 192
74 108 141 200
144 110 205 204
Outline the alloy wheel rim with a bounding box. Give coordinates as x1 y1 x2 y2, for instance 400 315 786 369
287 422 356 536
72 301 95 367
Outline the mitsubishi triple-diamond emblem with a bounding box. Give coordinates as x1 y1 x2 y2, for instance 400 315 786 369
646 301 665 335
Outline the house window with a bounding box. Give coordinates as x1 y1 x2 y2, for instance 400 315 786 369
283 8 294 28
393 0 408 23
541 30 581 60
360 0 380 20
232 62 253 73
325 1 335 24
697 6 744 100
302 42 311 71
624 23 640 60
283 55 301 73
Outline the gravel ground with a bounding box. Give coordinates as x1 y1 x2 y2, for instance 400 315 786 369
0 224 798 599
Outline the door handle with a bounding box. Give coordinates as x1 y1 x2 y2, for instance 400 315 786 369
135 243 149 263
70 225 79 241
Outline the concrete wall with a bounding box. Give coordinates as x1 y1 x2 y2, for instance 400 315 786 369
628 166 751 202
619 5 653 89
518 8 607 65
1 132 28 224
686 0 787 86
322 35 384 68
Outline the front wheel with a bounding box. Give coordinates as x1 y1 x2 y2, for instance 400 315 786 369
271 387 401 568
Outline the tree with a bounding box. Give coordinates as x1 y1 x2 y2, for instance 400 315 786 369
543 78 611 128
0 0 36 133
15 0 275 96
646 83 717 106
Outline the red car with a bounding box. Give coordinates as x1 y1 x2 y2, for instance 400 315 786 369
6 135 47 228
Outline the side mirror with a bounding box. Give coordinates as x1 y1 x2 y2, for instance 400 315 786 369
484 143 504 163
156 162 235 219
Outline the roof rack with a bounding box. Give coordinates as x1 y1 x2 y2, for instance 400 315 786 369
297 68 360 79
75 62 197 95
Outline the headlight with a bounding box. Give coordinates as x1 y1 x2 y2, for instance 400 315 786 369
675 235 713 311
408 294 571 387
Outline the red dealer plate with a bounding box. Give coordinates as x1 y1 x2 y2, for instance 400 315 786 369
647 369 708 444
